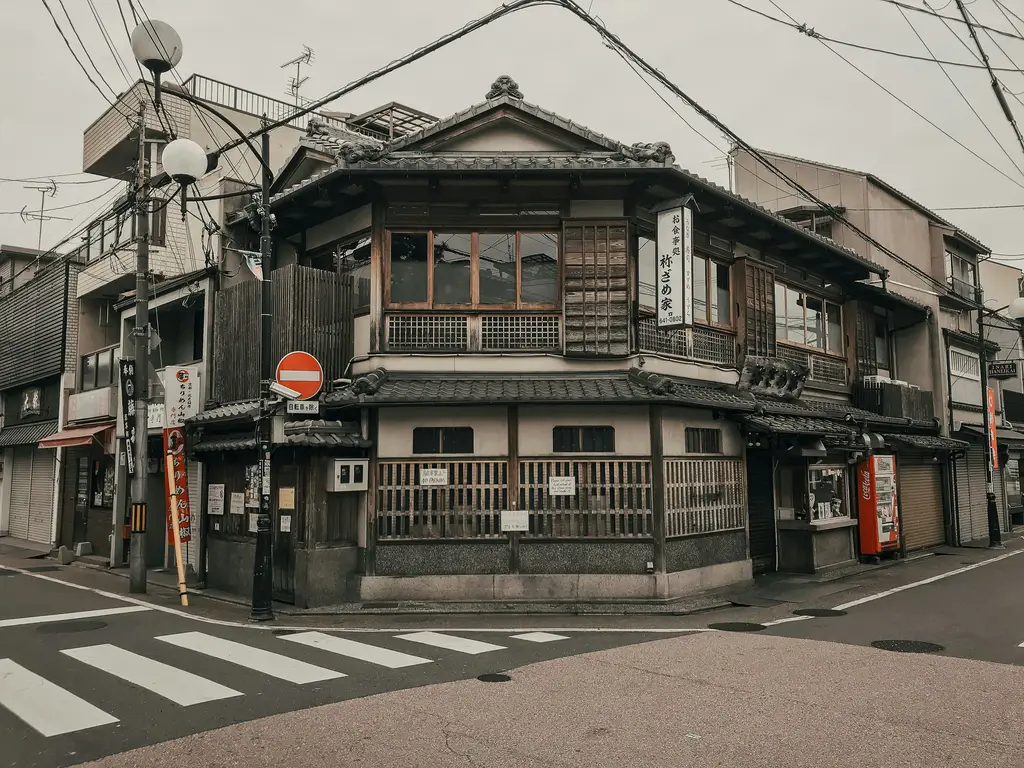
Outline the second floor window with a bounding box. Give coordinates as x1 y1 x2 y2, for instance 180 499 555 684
412 426 475 454
553 426 615 453
685 427 723 454
387 231 559 309
950 348 980 380
945 249 977 298
775 283 843 355
693 254 731 326
81 348 115 391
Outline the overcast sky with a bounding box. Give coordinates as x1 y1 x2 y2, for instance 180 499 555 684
3 0 1024 265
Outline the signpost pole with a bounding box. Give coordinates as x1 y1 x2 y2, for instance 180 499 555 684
979 308 1003 547
164 451 189 606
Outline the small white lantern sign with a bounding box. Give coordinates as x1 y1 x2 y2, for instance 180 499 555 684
548 476 577 496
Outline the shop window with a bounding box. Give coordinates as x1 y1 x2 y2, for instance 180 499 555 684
808 466 848 521
387 230 559 308
775 282 843 355
684 427 723 455
553 426 615 453
90 458 115 508
412 426 475 454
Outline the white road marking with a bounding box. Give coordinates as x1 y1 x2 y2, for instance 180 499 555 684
0 659 118 737
0 605 151 629
1017 641 1024 648
832 549 1024 611
281 631 432 668
62 644 243 706
762 616 813 627
396 632 505 654
511 632 569 643
156 632 344 683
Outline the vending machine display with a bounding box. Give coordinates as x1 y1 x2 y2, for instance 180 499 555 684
857 454 900 556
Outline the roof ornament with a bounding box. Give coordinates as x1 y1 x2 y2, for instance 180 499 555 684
486 75 524 100
336 139 387 165
613 141 675 164
306 116 330 137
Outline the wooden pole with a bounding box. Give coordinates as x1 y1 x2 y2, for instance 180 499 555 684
164 452 189 606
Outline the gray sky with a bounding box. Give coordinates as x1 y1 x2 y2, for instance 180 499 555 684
3 0 1024 263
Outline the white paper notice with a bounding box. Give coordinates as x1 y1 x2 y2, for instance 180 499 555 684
548 476 577 496
419 468 448 486
208 484 225 516
500 509 528 532
280 516 292 533
248 513 258 533
229 492 244 515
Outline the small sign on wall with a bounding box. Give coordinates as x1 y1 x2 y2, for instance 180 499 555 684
500 510 528 532
248 513 258 533
420 467 449 486
279 487 295 510
208 484 225 516
286 400 320 415
229 492 244 515
548 476 576 496
280 515 292 533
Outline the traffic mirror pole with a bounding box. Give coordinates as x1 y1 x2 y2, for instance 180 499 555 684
250 125 275 621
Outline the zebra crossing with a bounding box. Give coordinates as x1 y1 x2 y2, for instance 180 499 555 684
0 628 569 739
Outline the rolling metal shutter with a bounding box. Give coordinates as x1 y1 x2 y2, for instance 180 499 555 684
956 445 990 544
899 461 944 550
7 446 55 545
746 453 776 574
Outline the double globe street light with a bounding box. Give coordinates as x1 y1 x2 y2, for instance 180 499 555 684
131 19 276 621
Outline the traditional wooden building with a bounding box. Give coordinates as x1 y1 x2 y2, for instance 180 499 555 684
193 76 961 607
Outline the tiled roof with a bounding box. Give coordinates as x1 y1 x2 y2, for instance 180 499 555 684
0 419 59 448
944 327 999 353
755 395 923 427
193 435 257 453
324 367 756 412
337 154 666 171
281 419 371 449
187 401 259 425
883 433 968 451
742 414 859 436
741 147 989 253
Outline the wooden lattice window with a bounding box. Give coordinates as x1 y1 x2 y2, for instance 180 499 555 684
562 223 629 356
738 258 776 361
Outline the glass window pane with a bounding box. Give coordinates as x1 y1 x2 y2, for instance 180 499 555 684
519 232 559 305
692 255 708 323
809 467 847 520
875 315 889 366
81 354 97 391
432 232 472 305
785 288 804 343
639 236 656 310
827 302 843 354
96 350 112 388
805 296 825 349
389 233 429 304
712 263 731 324
478 233 517 305
775 283 787 342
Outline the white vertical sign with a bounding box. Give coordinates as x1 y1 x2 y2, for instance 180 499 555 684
164 366 200 428
656 205 691 328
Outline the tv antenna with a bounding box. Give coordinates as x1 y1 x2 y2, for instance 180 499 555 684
281 46 314 106
20 179 69 250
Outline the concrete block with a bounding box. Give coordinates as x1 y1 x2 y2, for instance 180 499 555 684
74 542 93 557
493 575 578 601
576 574 656 600
360 575 495 602
57 546 74 565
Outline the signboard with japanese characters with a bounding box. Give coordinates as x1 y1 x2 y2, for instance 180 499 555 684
988 387 1000 470
419 468 449 486
164 366 199 428
118 358 136 476
162 426 192 544
655 203 693 328
208 483 225 516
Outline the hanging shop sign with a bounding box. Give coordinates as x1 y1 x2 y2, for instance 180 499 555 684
118 358 137 477
163 426 192 544
987 361 1018 380
165 366 200 428
988 387 1000 470
653 197 694 329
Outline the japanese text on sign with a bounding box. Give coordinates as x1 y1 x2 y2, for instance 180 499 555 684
656 205 692 328
165 366 200 428
162 426 192 544
419 468 448 486
118 358 137 476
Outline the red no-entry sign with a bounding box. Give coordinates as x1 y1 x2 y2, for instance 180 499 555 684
275 351 324 401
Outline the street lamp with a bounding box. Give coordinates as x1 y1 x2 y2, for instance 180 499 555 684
132 21 276 621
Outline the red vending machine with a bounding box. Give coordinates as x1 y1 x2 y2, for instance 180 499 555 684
857 454 900 556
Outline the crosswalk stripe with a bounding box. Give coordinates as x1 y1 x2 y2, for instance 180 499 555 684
281 632 433 669
61 644 243 706
511 632 569 643
395 632 506 655
0 659 117 736
156 632 344 684
0 606 151 629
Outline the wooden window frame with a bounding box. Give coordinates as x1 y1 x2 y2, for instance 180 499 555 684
691 252 734 330
412 426 476 455
684 427 723 455
552 425 616 453
384 229 560 311
775 281 845 357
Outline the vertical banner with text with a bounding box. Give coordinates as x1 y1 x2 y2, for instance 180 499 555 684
118 358 137 477
988 387 999 470
655 203 693 328
163 426 192 544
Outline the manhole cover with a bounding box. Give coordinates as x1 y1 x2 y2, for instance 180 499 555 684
477 673 512 683
36 620 107 634
272 629 298 636
871 639 944 653
793 608 848 618
24 565 60 573
708 622 766 632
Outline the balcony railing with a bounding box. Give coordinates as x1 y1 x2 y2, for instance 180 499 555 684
385 313 562 353
947 275 979 303
777 343 849 387
853 380 935 422
637 318 737 367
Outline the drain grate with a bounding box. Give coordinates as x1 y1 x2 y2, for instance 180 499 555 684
24 565 60 573
871 639 944 653
477 673 512 683
708 622 767 632
36 620 108 634
793 608 848 618
361 602 399 609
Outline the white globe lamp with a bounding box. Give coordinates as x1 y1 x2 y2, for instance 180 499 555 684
130 20 183 74
1009 296 1024 322
161 138 208 185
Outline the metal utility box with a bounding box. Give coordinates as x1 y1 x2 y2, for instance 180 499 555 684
327 459 369 492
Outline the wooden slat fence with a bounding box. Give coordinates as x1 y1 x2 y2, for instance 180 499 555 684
664 458 746 537
519 458 653 538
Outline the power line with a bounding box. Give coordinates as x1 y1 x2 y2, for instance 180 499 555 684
0 181 123 215
55 0 120 100
875 0 1024 42
86 0 132 85
0 174 111 185
724 0 1024 72
38 0 133 123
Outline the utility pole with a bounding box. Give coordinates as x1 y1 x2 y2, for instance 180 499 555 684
250 123 275 621
130 101 151 593
978 306 1003 548
955 0 1024 159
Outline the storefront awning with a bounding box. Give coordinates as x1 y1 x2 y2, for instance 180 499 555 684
957 425 1024 449
0 420 58 448
38 422 114 449
883 433 969 452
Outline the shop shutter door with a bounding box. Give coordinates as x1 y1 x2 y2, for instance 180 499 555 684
7 447 33 540
994 464 1006 529
184 460 201 570
28 449 55 544
899 461 944 550
956 446 990 544
746 453 776 574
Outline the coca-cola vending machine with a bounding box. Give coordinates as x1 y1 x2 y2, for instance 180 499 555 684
857 454 900 556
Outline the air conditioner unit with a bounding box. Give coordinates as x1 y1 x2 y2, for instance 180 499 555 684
862 375 892 386
907 384 920 390
326 459 369 493
890 380 909 387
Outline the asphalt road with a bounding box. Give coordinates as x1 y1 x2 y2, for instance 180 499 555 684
0 567 694 768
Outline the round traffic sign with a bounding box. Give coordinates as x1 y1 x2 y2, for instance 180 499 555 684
275 351 324 401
